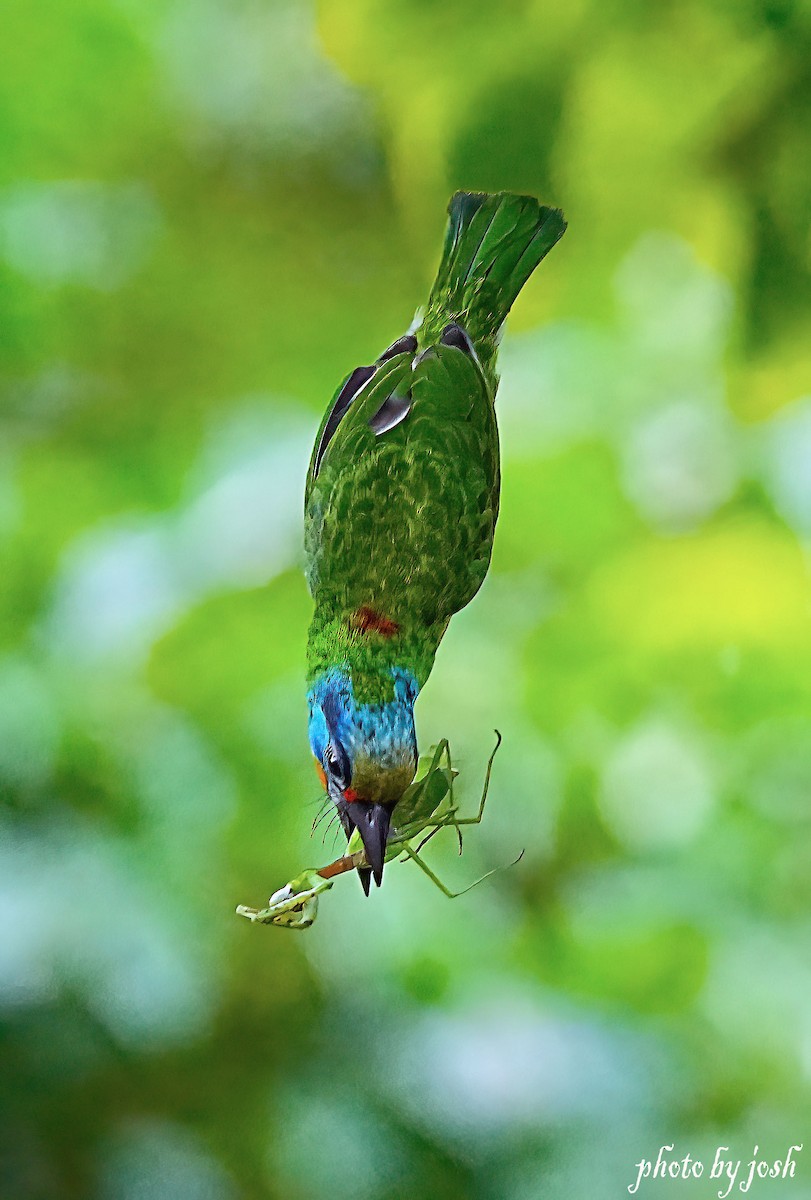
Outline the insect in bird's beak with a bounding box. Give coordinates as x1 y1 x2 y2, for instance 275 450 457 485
337 799 391 889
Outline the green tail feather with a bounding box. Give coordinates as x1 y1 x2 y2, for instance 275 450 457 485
420 191 566 364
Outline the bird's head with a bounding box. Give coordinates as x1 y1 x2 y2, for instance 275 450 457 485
307 667 418 889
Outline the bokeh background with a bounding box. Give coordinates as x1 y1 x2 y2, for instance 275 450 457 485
2 0 811 1196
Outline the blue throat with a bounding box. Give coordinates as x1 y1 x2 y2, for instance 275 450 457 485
307 666 419 771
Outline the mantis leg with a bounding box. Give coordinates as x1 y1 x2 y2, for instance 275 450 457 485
414 822 445 855
435 729 502 853
438 737 463 853
403 730 503 853
393 730 504 857
401 841 522 899
456 728 502 824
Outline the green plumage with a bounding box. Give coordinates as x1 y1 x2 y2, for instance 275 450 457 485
305 192 566 705
420 191 568 372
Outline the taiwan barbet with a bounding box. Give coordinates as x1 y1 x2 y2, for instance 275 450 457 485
305 191 566 893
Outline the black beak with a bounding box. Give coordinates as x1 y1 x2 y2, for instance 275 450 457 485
341 801 391 890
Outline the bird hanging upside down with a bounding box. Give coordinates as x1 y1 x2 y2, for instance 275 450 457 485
305 191 567 893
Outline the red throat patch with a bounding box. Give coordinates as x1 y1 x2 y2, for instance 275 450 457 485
349 606 400 638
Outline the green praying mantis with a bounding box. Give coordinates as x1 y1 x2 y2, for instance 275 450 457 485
236 732 516 930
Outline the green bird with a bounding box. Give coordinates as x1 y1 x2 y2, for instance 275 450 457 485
305 190 566 892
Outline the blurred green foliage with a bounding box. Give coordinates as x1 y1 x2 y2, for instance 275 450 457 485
2 0 811 1197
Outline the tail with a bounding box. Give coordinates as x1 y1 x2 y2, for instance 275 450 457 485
421 191 566 359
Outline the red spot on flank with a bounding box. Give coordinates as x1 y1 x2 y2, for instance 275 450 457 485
350 606 400 638
343 787 361 803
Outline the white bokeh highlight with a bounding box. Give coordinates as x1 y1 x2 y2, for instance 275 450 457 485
0 180 160 290
599 717 715 851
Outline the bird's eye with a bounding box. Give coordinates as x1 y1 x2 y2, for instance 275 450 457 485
324 742 350 789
